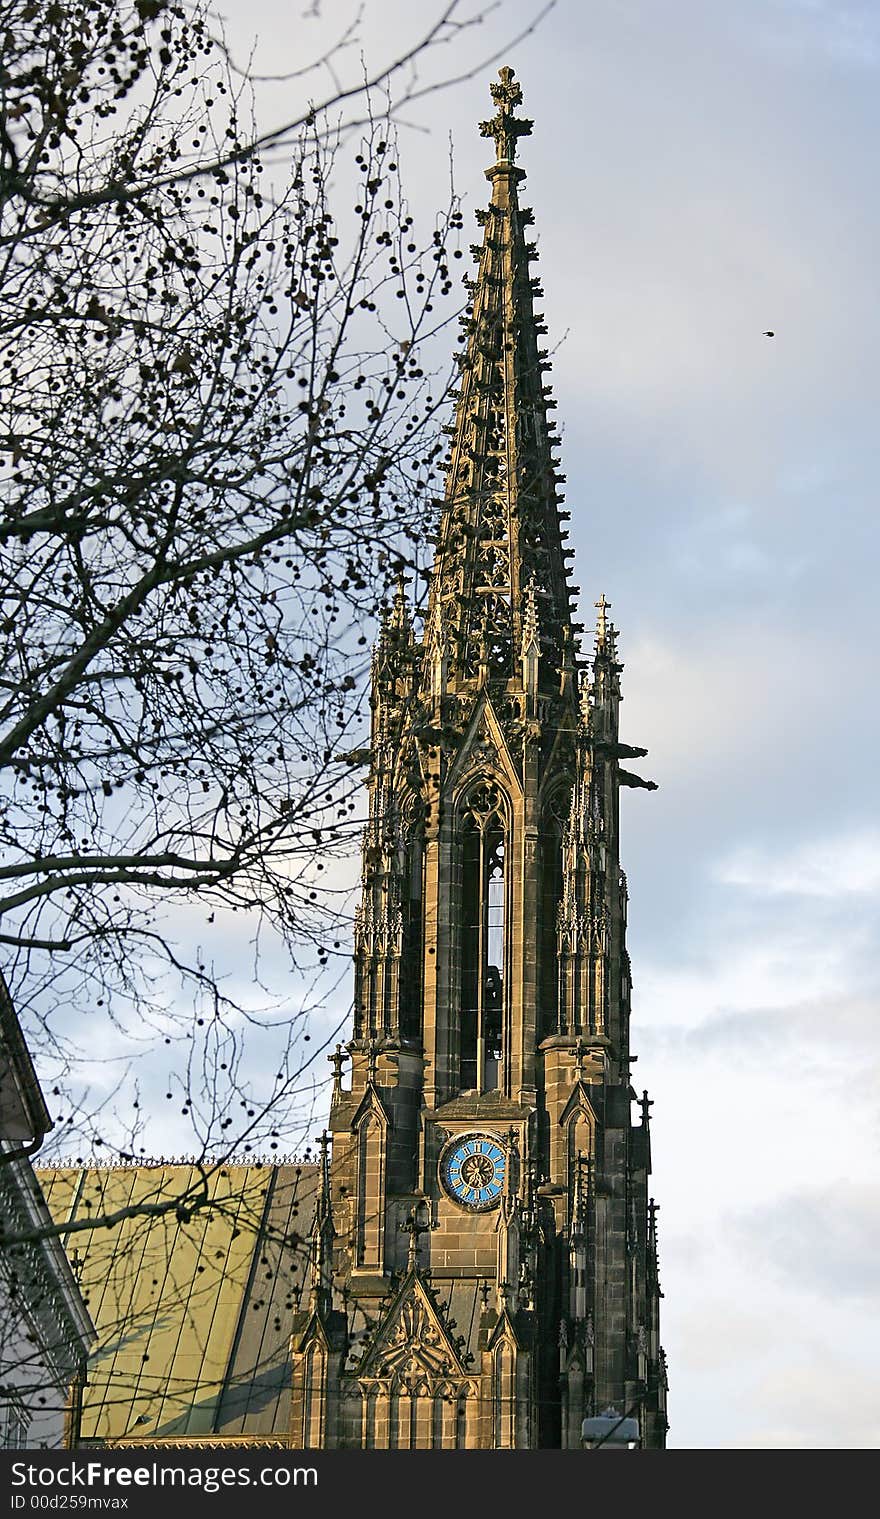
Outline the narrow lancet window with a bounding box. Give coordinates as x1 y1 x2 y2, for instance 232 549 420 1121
539 792 566 1036
485 831 504 1087
459 783 507 1092
461 814 480 1090
401 825 424 1039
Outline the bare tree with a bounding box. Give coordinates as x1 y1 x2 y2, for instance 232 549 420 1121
0 0 482 1165
0 0 579 1451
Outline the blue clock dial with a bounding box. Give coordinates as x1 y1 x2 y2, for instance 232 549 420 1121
439 1133 506 1210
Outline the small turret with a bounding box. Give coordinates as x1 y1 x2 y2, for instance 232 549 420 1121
308 1131 335 1319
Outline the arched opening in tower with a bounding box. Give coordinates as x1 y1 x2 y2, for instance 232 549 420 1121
460 801 506 1092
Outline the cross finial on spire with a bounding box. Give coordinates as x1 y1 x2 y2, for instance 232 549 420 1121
595 593 610 644
479 66 533 166
594 592 620 665
399 1200 433 1271
573 1036 589 1078
640 1089 654 1127
328 1043 347 1098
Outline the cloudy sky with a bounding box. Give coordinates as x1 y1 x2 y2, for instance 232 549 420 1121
191 0 880 1448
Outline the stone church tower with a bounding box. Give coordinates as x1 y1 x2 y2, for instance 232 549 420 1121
289 68 668 1450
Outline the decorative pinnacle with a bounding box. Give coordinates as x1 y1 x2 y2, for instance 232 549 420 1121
522 575 539 653
377 575 411 662
318 1128 331 1196
578 666 592 728
595 593 610 644
479 66 533 166
389 572 410 633
328 1043 347 1098
594 592 619 662
399 1201 433 1271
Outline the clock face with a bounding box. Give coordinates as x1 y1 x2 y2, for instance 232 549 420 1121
439 1133 506 1211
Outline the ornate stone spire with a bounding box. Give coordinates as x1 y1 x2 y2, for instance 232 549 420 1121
308 1130 335 1317
427 67 574 690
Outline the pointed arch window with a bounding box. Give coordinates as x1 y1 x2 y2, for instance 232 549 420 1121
459 781 507 1094
400 808 424 1040
539 787 568 1036
493 1341 515 1448
302 1342 326 1447
355 1109 386 1270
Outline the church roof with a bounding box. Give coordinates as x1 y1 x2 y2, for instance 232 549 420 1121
37 1162 317 1443
37 1162 495 1439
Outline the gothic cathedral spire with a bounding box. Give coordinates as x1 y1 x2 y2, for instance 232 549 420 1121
293 68 668 1451
429 65 574 691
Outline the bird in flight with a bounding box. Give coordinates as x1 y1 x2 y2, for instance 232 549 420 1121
763 330 775 337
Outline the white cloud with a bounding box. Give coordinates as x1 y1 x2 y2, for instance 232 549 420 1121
716 832 880 897
639 930 857 1027
622 626 819 786
663 1282 880 1447
733 1183 880 1300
